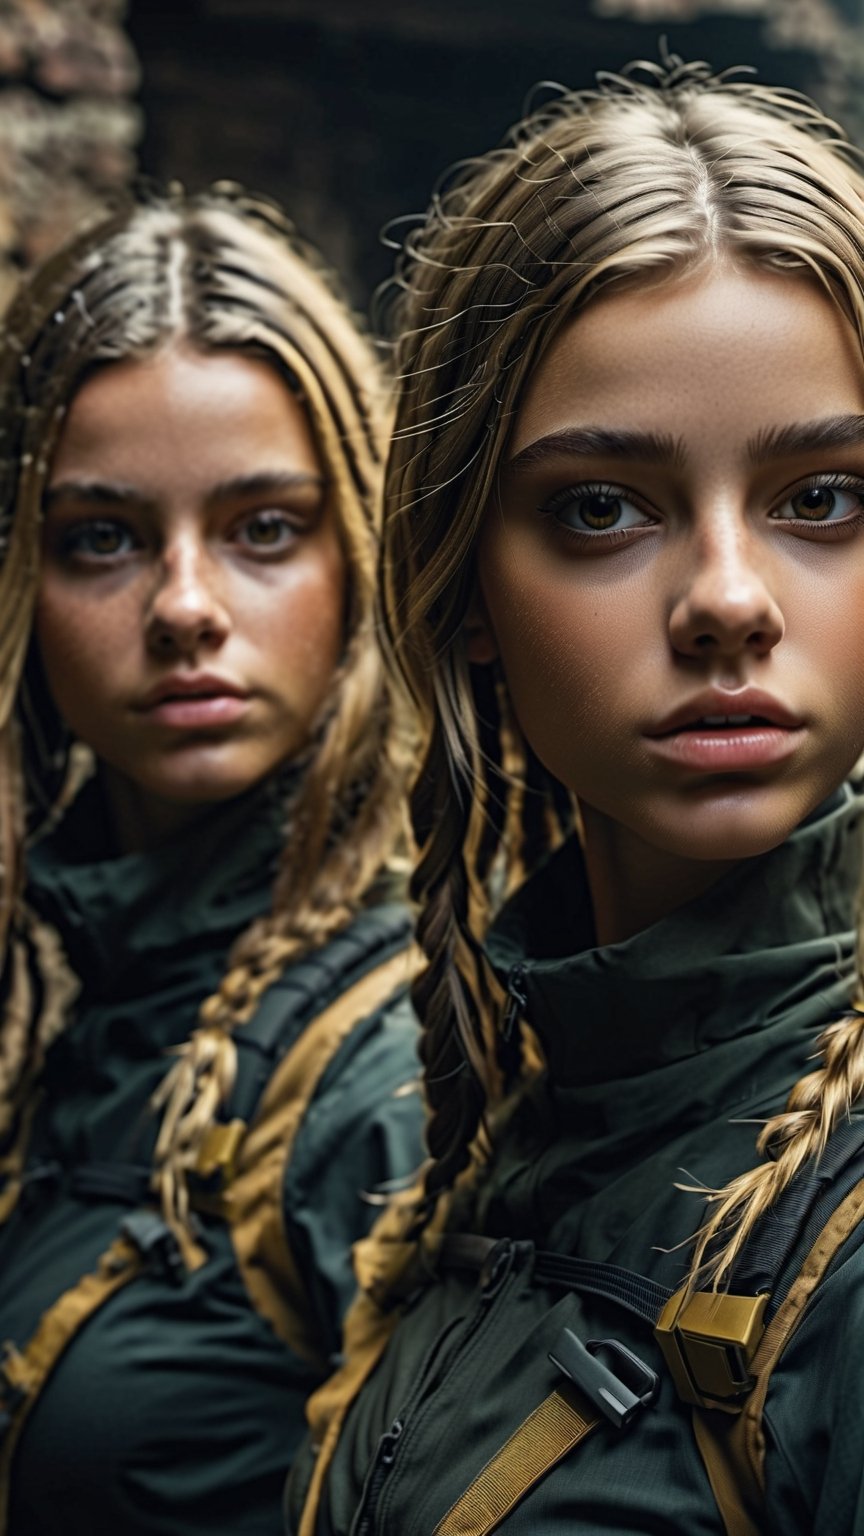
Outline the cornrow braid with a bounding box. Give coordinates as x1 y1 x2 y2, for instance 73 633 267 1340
0 186 411 1249
376 56 864 1276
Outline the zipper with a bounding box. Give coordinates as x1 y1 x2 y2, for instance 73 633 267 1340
502 963 529 1041
352 1239 526 1535
354 1419 403 1536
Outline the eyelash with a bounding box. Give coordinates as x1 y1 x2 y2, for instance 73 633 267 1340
538 481 654 549
538 473 864 548
55 509 302 564
771 472 864 537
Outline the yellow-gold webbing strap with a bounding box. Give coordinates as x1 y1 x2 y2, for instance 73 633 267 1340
0 1234 142 1532
0 1089 40 1226
692 1173 864 1536
432 1383 602 1536
227 946 420 1364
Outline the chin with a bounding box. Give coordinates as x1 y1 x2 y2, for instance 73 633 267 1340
126 751 280 807
641 781 821 863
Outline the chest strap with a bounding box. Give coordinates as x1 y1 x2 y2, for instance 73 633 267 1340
437 1115 864 1412
429 1126 864 1536
431 1381 602 1536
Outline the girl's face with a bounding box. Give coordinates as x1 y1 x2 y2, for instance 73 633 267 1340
36 344 346 845
474 266 864 873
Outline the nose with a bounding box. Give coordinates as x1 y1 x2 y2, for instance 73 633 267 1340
668 517 784 661
145 536 231 658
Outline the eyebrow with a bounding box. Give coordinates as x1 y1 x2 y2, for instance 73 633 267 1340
43 469 326 514
747 415 864 461
507 427 685 474
506 415 864 478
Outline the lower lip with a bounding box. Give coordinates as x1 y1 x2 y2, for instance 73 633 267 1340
645 725 805 772
143 695 249 728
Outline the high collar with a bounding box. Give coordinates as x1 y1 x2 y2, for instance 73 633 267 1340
26 777 284 999
488 785 862 1096
477 787 863 1253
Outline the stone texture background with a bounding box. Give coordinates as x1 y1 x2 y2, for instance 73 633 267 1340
0 0 861 307
0 0 140 308
126 0 864 305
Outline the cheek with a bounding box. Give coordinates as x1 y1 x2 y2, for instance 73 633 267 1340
261 544 347 698
481 549 635 776
34 581 122 720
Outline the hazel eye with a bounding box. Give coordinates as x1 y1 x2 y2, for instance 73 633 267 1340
542 483 653 534
61 519 135 558
235 510 297 549
774 480 864 523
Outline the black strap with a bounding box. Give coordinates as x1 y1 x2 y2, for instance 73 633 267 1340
532 1253 672 1326
69 1163 152 1206
228 901 412 1125
437 1118 864 1331
729 1115 864 1299
32 903 413 1212
436 1235 672 1327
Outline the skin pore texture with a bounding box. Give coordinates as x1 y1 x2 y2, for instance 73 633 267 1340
36 343 346 853
473 266 864 944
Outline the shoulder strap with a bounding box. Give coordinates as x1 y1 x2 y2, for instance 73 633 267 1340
430 1120 864 1535
225 942 420 1362
223 902 412 1130
0 918 417 1519
691 1171 864 1536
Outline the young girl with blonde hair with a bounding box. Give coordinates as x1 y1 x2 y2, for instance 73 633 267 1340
289 57 864 1535
0 188 422 1535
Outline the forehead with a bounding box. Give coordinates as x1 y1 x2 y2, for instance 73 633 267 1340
48 344 321 487
510 266 864 461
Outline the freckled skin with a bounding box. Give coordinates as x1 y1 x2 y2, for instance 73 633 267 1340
473 268 864 938
36 345 346 849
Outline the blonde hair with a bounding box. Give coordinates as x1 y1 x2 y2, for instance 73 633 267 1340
0 187 409 1254
378 56 864 1284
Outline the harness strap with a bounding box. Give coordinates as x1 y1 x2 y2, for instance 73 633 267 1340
227 945 420 1362
0 1234 143 1530
436 1235 672 1327
691 1171 864 1536
431 1383 602 1536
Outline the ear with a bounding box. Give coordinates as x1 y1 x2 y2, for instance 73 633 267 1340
464 585 499 665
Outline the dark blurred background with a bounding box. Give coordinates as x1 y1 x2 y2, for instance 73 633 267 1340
2 0 863 309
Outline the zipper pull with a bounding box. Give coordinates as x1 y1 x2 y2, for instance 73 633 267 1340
502 963 528 1042
355 1419 405 1536
378 1418 404 1466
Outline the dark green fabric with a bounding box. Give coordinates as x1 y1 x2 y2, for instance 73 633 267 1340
0 780 423 1536
290 785 864 1536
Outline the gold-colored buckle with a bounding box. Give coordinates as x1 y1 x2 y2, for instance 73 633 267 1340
193 1120 246 1186
654 1288 769 1408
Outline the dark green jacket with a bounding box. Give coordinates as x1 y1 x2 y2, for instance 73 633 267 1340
289 786 864 1535
0 782 423 1536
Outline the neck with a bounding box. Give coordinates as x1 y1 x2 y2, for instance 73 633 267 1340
580 802 738 945
98 765 222 855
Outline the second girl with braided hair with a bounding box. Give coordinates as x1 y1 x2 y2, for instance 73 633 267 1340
289 57 864 1536
0 189 423 1534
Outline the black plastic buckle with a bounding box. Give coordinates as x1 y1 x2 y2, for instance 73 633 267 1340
549 1327 659 1429
120 1211 187 1285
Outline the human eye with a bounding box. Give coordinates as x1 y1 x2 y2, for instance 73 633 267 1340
231 509 299 556
539 481 656 546
770 474 864 536
57 519 138 562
